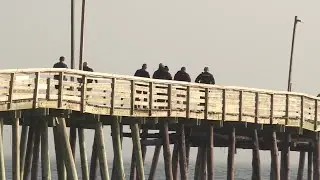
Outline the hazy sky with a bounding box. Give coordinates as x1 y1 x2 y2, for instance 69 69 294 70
1 0 320 169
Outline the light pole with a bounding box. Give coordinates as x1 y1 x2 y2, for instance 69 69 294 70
71 0 75 70
287 15 302 92
79 0 86 70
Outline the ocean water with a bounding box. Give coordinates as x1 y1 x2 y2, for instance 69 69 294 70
3 160 305 179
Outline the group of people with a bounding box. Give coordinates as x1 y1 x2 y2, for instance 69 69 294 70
134 63 215 84
53 56 216 85
134 63 215 85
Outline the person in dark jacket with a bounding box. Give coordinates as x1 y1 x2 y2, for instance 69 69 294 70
195 67 215 84
152 63 165 79
174 67 191 82
134 64 150 108
134 64 150 78
53 56 68 89
164 66 172 80
82 62 97 84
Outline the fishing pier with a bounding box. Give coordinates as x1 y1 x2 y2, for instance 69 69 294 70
0 68 319 180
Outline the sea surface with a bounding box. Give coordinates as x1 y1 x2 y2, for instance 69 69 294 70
3 159 306 179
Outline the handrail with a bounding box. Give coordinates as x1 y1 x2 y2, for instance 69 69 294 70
0 68 318 131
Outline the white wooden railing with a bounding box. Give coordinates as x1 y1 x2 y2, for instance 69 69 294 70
0 68 319 131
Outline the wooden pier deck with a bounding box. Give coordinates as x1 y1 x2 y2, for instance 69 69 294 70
0 68 319 180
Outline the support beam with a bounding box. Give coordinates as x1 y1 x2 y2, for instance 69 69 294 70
95 121 109 180
280 133 291 180
131 123 145 180
31 126 41 180
148 144 161 180
112 124 123 180
314 132 320 180
178 124 188 180
162 122 173 180
207 124 214 180
111 119 125 180
56 117 78 180
41 119 51 180
227 127 235 180
19 126 28 179
308 149 313 180
12 118 20 180
296 151 305 180
0 119 5 180
78 128 89 180
251 129 261 180
23 125 35 180
53 126 66 180
89 134 98 180
172 142 179 180
270 130 280 180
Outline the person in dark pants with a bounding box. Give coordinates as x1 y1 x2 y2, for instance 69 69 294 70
53 56 68 89
134 64 150 109
174 67 191 82
195 67 215 108
195 67 215 84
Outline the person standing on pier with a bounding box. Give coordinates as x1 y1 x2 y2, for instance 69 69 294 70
174 67 191 106
77 62 97 92
195 67 215 84
134 63 150 78
152 63 172 109
164 66 172 80
134 64 150 108
53 56 68 89
174 67 191 82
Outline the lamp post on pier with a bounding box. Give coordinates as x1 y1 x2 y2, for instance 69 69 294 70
287 15 302 92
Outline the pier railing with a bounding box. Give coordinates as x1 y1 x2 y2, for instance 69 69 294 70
0 68 319 131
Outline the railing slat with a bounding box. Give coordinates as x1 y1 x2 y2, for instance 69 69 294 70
33 72 40 108
8 73 15 109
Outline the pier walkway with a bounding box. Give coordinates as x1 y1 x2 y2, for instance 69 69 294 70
0 68 319 180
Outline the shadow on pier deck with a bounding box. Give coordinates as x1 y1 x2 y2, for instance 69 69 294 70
0 68 319 180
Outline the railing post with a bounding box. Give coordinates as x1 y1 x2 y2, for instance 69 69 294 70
300 96 304 131
8 73 15 110
80 75 87 113
58 72 64 108
255 92 259 124
204 88 209 120
130 80 135 116
222 89 226 121
149 82 153 116
285 94 290 126
33 72 40 109
168 84 172 117
270 94 274 125
238 91 243 122
186 86 190 119
46 78 51 100
315 99 318 131
111 78 116 115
